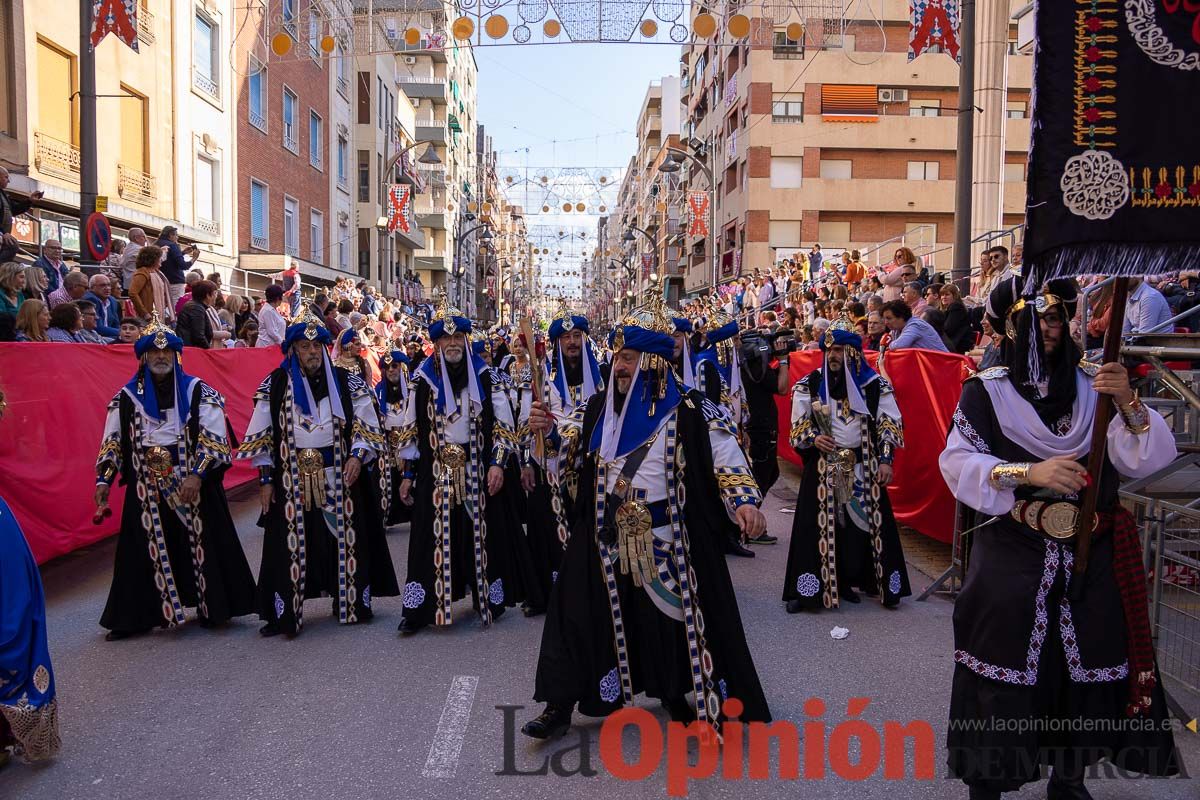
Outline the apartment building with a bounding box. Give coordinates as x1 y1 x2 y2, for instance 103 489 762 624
677 2 1032 291
234 0 334 288
2 0 238 276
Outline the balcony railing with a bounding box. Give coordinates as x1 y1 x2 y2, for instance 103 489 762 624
284 240 299 257
193 69 219 100
414 116 443 128
137 6 155 45
250 233 268 250
196 218 220 236
336 76 350 97
283 132 298 153
118 164 157 206
418 165 446 186
310 150 322 170
399 75 447 84
34 131 80 180
249 106 266 131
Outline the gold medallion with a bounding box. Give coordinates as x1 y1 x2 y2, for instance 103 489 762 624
1040 502 1078 540
614 500 652 536
440 443 466 469
1023 500 1045 530
388 429 402 449
144 446 174 478
297 448 324 476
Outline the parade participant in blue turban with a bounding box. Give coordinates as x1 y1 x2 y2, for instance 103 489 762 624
695 310 746 430
0 385 61 764
546 304 604 417
782 314 908 614
521 288 771 740
394 295 534 635
94 314 256 640
239 310 398 637
378 342 413 527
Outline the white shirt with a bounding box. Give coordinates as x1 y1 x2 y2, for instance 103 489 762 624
1123 281 1174 335
257 303 287 347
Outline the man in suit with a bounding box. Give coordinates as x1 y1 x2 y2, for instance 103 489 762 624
0 167 42 263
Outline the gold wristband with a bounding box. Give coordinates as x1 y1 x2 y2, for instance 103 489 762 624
989 462 1033 490
1117 395 1151 435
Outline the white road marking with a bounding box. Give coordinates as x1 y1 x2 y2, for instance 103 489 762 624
421 674 479 778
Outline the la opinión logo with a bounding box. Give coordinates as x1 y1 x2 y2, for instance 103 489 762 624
499 696 937 796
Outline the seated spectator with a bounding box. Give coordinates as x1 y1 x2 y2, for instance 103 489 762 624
866 312 886 350
176 279 219 348
0 262 26 315
22 265 48 304
174 270 205 315
759 310 779 331
14 299 50 341
902 281 927 316
1124 277 1174 334
235 320 260 348
46 301 85 342
335 298 354 330
117 316 144 344
47 271 89 310
881 247 918 302
939 283 974 354
83 273 122 339
881 299 948 352
76 301 113 344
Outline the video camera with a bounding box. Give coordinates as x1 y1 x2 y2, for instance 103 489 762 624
739 329 800 374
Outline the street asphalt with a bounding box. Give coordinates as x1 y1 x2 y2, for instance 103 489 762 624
2 465 1197 800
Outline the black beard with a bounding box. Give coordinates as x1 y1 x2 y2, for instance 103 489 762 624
446 357 469 394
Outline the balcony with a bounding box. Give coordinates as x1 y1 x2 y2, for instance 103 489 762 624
397 75 447 100
284 239 299 257
418 165 447 186
398 39 448 62
117 164 157 206
192 69 219 101
137 6 155 45
415 250 450 273
336 76 350 98
250 233 268 250
309 148 322 170
34 132 80 180
415 117 446 144
283 132 298 154
196 218 220 236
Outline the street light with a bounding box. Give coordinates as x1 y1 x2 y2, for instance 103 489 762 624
454 221 494 310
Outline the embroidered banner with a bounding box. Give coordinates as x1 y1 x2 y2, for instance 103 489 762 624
641 253 654 276
90 0 139 52
909 0 961 62
687 191 710 237
387 184 412 233
1023 0 1200 284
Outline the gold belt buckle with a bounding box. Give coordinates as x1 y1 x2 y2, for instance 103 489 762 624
440 443 466 469
144 446 173 478
297 448 324 477
1041 501 1088 540
615 500 652 536
388 429 402 449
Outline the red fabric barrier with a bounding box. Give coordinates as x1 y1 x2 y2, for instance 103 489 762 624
0 343 283 564
774 348 974 543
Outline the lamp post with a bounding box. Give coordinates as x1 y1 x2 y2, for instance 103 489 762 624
455 222 493 312
623 226 656 297
660 146 716 290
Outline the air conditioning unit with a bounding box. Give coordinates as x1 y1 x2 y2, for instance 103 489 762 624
404 56 418 65
878 88 909 103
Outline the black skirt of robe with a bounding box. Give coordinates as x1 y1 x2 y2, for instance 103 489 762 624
947 523 1180 791
397 376 529 627
253 368 399 636
533 390 771 721
101 475 257 632
384 463 412 526
780 447 911 609
522 462 570 608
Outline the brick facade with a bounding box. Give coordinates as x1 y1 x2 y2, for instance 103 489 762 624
235 16 330 265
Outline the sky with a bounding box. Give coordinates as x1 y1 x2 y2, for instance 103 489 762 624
475 43 681 297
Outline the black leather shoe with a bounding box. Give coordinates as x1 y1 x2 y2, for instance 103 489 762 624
522 604 545 618
725 539 756 558
105 629 142 641
661 697 697 723
785 599 809 614
521 705 572 739
747 533 778 545
1047 770 1093 800
840 587 861 604
397 617 423 636
259 623 282 638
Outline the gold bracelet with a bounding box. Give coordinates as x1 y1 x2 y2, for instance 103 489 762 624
1117 395 1151 434
989 462 1033 490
